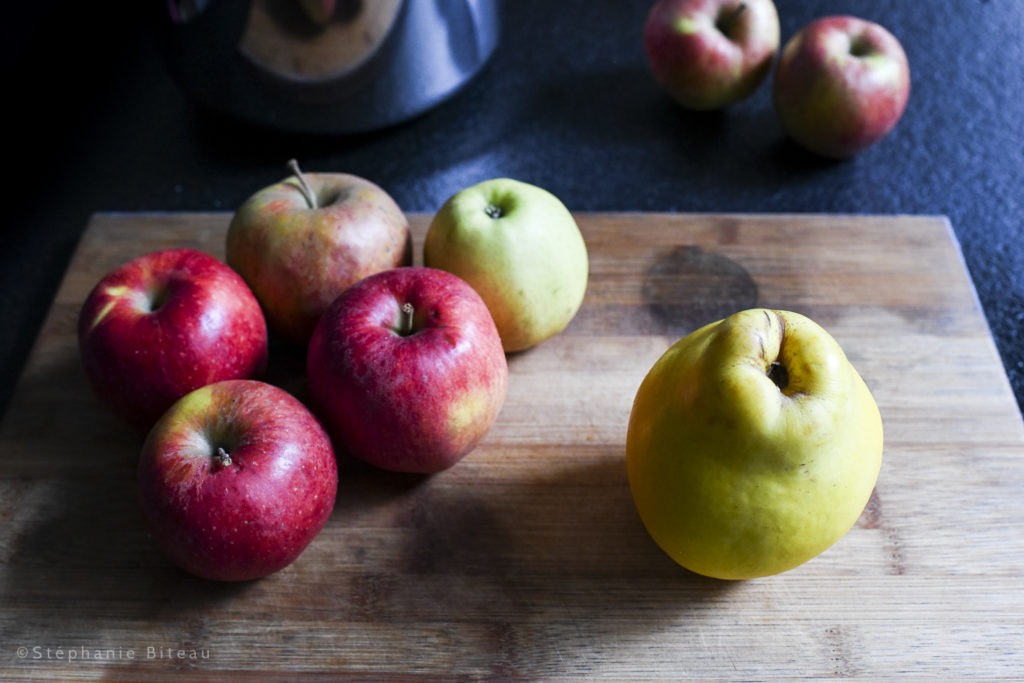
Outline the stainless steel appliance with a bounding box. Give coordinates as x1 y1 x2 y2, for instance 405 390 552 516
157 0 501 134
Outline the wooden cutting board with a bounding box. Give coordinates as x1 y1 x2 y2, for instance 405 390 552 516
2 213 1022 681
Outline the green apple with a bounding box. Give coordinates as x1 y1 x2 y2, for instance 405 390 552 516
226 160 411 346
626 308 883 580
423 178 589 352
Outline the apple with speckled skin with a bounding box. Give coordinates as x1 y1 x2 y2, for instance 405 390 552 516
226 160 412 347
307 267 508 474
643 0 780 110
78 248 268 431
773 15 911 158
138 379 338 582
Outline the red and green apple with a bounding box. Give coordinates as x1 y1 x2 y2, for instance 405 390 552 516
306 266 508 474
138 379 338 582
226 160 412 346
643 0 781 110
78 248 268 431
773 15 911 158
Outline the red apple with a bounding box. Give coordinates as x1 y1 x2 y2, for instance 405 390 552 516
78 248 268 431
226 160 412 347
138 379 338 582
307 267 508 474
773 15 911 158
643 0 780 110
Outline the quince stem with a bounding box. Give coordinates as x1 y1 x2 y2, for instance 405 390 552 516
287 158 318 210
768 360 789 392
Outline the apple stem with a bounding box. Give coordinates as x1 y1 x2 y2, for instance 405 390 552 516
215 447 233 469
287 159 318 210
717 3 747 36
849 36 873 58
484 203 504 219
146 285 170 313
400 303 415 336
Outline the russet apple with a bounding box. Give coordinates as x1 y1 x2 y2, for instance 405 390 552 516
226 160 412 346
78 248 268 431
138 379 338 582
626 308 883 579
423 178 589 353
773 15 911 158
643 0 780 110
306 267 508 474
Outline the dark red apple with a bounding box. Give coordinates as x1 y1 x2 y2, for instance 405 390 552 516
78 248 268 430
138 379 338 582
306 267 508 474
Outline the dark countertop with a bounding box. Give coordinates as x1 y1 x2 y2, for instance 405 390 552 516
4 0 1022 417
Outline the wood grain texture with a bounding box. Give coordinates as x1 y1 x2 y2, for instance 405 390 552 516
1 212 1022 681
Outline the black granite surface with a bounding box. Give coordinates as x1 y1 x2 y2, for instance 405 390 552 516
4 0 1022 417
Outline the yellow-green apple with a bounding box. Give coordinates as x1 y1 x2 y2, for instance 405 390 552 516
423 178 589 353
138 379 337 582
306 267 507 474
226 160 412 347
643 0 780 110
773 15 911 158
78 248 268 431
626 309 883 580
